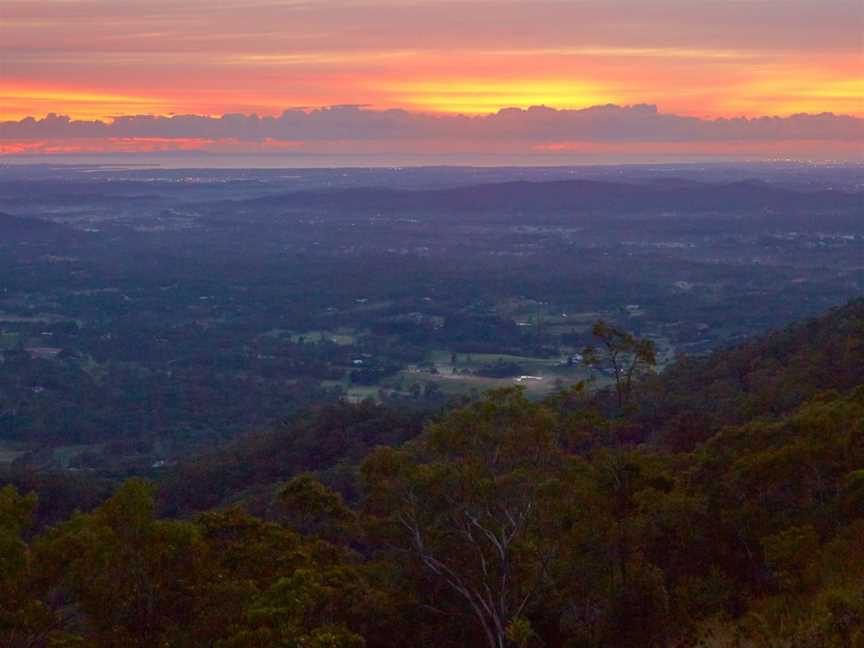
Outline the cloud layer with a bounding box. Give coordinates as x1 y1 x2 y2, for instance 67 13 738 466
3 105 862 147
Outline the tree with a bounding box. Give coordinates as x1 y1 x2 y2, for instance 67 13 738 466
362 388 567 648
0 485 66 647
32 480 373 647
220 569 365 648
278 473 353 540
583 320 656 412
34 479 208 647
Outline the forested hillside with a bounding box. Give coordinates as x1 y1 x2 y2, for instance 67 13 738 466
2 301 863 647
633 299 864 450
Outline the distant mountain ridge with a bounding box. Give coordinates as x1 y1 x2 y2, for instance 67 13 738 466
243 178 862 213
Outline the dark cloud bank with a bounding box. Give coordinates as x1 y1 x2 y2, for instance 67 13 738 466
2 104 862 143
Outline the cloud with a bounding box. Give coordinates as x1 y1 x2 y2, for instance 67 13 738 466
2 104 861 147
6 1 860 54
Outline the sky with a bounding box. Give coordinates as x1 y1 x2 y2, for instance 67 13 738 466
1 0 862 163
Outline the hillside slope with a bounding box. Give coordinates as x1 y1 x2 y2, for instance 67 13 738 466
2 300 864 646
634 298 864 449
244 179 862 214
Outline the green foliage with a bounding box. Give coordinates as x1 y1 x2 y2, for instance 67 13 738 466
279 474 354 539
33 479 207 647
159 400 423 515
223 569 365 648
0 485 62 648
762 525 820 591
637 299 864 449
362 388 568 648
505 617 537 647
12 480 374 647
3 305 864 646
0 485 36 577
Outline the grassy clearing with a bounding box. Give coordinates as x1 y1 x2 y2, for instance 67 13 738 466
345 385 381 402
287 329 357 346
52 444 100 469
430 349 592 378
430 349 559 366
544 323 592 337
400 365 593 400
326 333 356 346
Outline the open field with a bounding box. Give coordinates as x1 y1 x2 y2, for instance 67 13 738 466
397 369 592 398
345 385 382 402
286 329 358 346
429 349 588 373
395 348 598 399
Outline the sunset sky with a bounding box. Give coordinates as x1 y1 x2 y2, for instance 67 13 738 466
1 0 862 161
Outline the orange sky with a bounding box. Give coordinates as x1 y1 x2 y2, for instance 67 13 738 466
1 0 861 159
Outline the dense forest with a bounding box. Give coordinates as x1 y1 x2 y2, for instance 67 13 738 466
2 299 863 646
